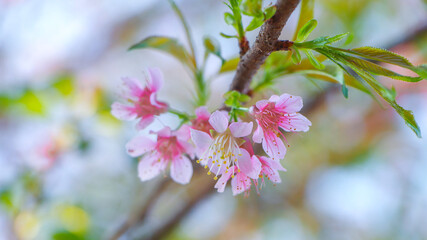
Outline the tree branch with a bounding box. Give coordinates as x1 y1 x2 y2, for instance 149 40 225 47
229 0 301 93
108 179 170 240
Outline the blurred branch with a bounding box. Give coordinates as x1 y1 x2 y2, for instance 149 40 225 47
230 0 301 93
108 179 171 240
385 20 427 50
144 181 215 240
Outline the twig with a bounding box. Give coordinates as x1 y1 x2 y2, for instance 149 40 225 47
108 179 170 240
168 0 196 63
229 0 301 93
239 36 250 57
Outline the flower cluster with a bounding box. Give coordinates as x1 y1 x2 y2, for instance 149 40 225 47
112 68 311 196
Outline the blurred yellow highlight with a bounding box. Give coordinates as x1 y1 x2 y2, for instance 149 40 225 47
14 211 40 240
57 205 90 234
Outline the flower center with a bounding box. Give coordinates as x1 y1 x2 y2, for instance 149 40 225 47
156 136 183 161
254 103 283 133
135 91 166 116
198 132 243 179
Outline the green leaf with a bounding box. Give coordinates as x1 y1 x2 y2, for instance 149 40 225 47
242 0 263 17
245 16 264 32
339 55 421 138
220 32 238 39
325 32 350 44
129 36 196 70
204 37 224 63
224 12 235 25
220 57 240 73
413 64 427 79
342 55 423 82
335 46 414 68
296 19 318 42
342 82 349 98
52 231 84 240
296 69 343 84
264 5 277 20
303 49 325 70
293 0 315 40
291 47 302 64
224 90 249 108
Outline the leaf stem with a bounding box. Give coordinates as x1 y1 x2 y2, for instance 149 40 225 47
168 0 197 66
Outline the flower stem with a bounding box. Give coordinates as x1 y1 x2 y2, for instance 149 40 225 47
168 0 196 65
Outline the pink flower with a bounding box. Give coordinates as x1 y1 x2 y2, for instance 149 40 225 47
190 111 258 183
254 155 286 186
215 140 285 195
214 154 262 196
126 126 194 184
190 106 213 133
111 68 168 130
250 94 311 160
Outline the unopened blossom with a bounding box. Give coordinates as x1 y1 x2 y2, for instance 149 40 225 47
111 68 168 130
190 111 255 180
250 93 311 160
126 126 194 184
190 106 213 133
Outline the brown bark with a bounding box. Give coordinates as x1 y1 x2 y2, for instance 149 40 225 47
230 0 301 94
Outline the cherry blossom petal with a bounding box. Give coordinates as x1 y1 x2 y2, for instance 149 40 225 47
209 111 229 133
246 156 262 179
126 135 156 157
147 67 163 92
149 92 167 109
252 122 264 143
180 140 196 158
255 100 269 110
138 154 163 181
136 115 155 130
195 106 210 119
231 172 251 196
121 77 143 98
176 124 191 141
214 170 233 192
170 156 193 184
268 95 280 102
190 129 213 153
229 121 253 138
156 126 172 138
240 137 254 156
261 156 287 172
267 169 282 183
236 148 253 175
262 135 286 160
279 113 311 132
111 102 137 120
275 94 303 113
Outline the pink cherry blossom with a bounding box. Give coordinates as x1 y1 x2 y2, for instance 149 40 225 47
126 126 194 184
111 68 168 130
214 153 262 196
250 93 311 160
255 155 286 186
190 106 213 133
190 111 258 183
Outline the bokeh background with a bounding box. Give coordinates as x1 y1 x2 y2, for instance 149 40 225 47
1 0 427 239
